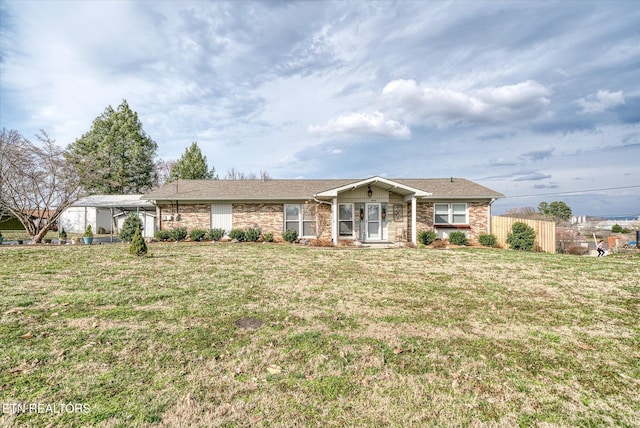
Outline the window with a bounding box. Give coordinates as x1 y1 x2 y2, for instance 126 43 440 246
434 203 468 224
338 204 353 237
302 205 317 236
285 205 300 232
434 204 449 224
452 203 467 224
284 204 317 237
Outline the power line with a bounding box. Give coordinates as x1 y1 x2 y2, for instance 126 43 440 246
505 185 640 199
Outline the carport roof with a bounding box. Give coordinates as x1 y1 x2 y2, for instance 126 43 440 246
71 195 155 208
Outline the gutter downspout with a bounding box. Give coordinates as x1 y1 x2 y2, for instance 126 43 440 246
487 198 496 234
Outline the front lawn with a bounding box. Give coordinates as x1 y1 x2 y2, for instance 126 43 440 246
1 244 638 426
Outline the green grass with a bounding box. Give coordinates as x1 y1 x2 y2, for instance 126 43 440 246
0 243 639 427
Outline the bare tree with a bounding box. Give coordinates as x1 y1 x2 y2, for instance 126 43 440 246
0 129 83 243
155 159 176 187
503 207 543 219
224 167 271 181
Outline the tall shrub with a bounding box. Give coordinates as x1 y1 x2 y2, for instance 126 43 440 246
119 213 143 242
506 222 536 251
129 226 148 257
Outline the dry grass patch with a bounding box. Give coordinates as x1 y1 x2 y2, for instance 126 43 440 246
0 243 638 427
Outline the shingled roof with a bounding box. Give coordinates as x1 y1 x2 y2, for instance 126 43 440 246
143 177 503 201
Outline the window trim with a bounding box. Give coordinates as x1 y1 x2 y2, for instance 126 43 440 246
433 203 468 225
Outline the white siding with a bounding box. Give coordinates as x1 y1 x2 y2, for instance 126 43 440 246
211 203 232 235
59 207 97 234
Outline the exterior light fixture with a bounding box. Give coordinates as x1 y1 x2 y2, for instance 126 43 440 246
367 185 372 197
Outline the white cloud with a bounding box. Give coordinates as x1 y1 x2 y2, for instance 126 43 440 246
577 90 625 114
308 112 410 139
382 79 551 125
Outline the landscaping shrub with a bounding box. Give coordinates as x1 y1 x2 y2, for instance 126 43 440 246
245 227 261 242
263 232 274 242
155 230 171 241
229 229 246 242
282 229 298 243
208 228 225 241
566 244 589 255
448 231 468 246
189 228 207 242
119 213 143 242
129 226 147 257
171 227 188 242
417 230 437 245
611 224 622 233
478 233 497 247
506 222 536 251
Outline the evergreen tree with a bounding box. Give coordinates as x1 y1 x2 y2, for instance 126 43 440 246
68 100 158 194
171 142 217 180
119 213 143 242
129 226 148 257
506 222 536 251
537 200 572 222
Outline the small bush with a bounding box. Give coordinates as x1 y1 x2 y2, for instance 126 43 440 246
282 229 298 243
448 231 468 246
566 244 589 255
129 227 148 257
155 230 171 241
263 232 274 242
83 224 93 238
417 230 437 245
171 227 188 242
189 228 207 242
506 222 536 251
208 228 225 241
119 213 143 242
245 227 261 242
229 229 246 242
478 233 497 247
611 224 622 233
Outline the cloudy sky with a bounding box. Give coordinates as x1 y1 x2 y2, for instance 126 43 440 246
1 0 638 217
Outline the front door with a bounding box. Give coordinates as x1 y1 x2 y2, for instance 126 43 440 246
366 203 381 240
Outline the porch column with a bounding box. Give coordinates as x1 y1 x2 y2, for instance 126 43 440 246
411 196 417 245
332 197 338 244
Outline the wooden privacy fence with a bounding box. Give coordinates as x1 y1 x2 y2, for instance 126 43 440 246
491 216 556 253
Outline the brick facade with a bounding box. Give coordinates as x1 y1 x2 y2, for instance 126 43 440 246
415 202 434 233
158 203 210 231
158 200 491 244
232 203 284 237
468 202 489 242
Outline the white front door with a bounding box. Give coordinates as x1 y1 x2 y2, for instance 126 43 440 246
366 203 381 240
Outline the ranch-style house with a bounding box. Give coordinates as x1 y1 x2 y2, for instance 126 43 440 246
143 176 504 245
